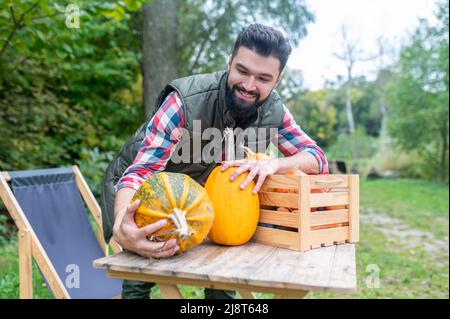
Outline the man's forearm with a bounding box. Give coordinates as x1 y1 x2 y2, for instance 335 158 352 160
114 187 137 228
275 151 320 174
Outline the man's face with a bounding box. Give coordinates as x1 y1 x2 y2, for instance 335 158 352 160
226 47 281 116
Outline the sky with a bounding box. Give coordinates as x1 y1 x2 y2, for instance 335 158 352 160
287 0 439 90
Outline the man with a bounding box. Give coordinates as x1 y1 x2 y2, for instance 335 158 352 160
101 24 329 299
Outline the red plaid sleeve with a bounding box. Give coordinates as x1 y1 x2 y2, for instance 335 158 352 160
114 91 185 191
276 106 329 174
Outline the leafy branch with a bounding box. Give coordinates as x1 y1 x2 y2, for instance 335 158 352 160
188 2 233 73
0 2 40 58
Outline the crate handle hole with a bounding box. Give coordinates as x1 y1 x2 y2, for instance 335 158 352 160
315 179 345 187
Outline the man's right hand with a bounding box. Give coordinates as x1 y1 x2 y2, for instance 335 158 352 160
112 200 180 259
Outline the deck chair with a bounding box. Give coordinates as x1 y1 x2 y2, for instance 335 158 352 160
0 166 123 299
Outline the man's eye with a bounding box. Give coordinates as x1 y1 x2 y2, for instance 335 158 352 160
259 78 269 82
238 69 247 75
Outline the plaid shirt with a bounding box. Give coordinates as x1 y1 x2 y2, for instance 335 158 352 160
115 91 329 191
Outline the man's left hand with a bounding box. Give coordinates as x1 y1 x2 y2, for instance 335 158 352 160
220 159 279 194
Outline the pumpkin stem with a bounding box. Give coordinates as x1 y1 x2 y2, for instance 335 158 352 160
241 145 255 158
241 145 272 160
168 208 193 240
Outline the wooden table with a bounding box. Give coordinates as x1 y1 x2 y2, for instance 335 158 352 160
94 240 357 299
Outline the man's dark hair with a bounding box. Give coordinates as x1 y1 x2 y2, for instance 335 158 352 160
231 24 292 73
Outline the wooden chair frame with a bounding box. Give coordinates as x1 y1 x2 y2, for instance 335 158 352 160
0 165 122 299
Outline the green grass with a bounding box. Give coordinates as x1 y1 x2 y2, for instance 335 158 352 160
308 223 449 299
359 178 449 239
0 239 53 299
308 178 449 299
0 178 448 299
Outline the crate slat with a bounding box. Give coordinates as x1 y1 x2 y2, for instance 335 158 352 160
310 226 349 246
310 209 349 226
298 176 311 251
259 191 299 208
252 226 300 250
259 209 298 228
348 175 360 242
310 192 349 208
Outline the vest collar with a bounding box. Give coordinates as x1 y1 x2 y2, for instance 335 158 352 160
218 72 236 128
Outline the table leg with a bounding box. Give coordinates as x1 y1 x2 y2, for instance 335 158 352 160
158 283 183 299
18 229 33 299
238 289 255 299
273 290 309 299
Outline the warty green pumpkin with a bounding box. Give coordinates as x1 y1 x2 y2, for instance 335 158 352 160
132 172 214 252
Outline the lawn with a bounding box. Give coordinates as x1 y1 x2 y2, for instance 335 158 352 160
0 178 448 299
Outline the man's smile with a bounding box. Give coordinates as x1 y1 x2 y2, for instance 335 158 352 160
235 86 257 101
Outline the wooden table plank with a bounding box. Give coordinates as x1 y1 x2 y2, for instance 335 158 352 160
203 242 278 285
106 270 314 298
246 245 344 291
327 243 357 291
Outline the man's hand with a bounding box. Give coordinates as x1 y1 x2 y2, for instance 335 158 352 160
112 200 180 259
220 151 321 193
220 159 280 194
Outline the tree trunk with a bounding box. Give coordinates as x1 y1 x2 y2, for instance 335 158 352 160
346 69 359 172
438 117 449 183
142 0 178 118
345 80 356 134
378 94 390 151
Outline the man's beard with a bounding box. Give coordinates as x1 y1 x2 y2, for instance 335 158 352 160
225 83 263 120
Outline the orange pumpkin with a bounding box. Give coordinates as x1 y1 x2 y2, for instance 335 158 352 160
132 172 214 252
205 165 260 246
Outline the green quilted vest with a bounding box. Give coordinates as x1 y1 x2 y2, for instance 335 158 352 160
101 70 285 241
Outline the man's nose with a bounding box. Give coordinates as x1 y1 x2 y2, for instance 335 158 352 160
242 76 256 91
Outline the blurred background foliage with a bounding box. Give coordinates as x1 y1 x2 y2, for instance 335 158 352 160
0 1 144 189
0 0 448 300
0 0 448 202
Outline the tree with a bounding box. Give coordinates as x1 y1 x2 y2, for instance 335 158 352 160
142 0 177 117
374 36 397 141
141 0 315 115
370 37 398 171
276 68 306 103
387 0 449 183
334 25 376 172
0 1 144 175
287 89 338 148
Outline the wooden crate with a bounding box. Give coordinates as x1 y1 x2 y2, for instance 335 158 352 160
252 174 359 252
